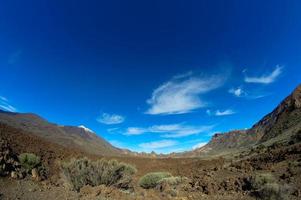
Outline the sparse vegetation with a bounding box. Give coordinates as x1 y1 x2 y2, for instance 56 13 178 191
251 173 290 200
290 129 301 144
61 157 137 191
18 153 41 172
252 173 275 188
139 172 172 189
158 176 183 186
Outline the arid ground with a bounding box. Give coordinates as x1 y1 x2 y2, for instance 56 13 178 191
1 123 301 200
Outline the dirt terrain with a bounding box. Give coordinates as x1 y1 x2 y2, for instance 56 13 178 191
1 123 301 200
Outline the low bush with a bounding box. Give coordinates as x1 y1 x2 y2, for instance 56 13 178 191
251 173 290 200
61 158 136 191
18 153 41 172
252 173 276 189
158 176 182 186
139 172 172 189
290 130 301 143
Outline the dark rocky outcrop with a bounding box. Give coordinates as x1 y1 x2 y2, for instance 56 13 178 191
184 84 301 157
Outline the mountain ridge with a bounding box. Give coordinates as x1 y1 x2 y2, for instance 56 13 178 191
186 83 301 157
0 111 122 156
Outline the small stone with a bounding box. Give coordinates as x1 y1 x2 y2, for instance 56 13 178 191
31 168 41 181
18 172 24 179
11 171 18 179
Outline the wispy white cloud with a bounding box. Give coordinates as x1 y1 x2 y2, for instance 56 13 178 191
229 87 270 99
160 125 213 138
206 109 235 116
192 142 207 150
125 127 146 135
0 104 17 112
124 123 213 138
229 87 245 97
215 109 235 116
0 96 17 112
139 140 177 149
97 113 125 125
107 127 120 133
244 65 283 84
145 72 226 115
246 93 270 99
0 96 8 102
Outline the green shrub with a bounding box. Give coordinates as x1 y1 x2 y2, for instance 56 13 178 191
18 153 41 172
252 173 276 189
158 176 182 186
291 130 301 143
61 158 136 191
260 183 281 200
259 183 291 200
139 172 172 189
251 173 290 200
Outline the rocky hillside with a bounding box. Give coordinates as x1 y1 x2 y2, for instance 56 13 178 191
252 84 301 142
0 111 122 156
185 84 301 157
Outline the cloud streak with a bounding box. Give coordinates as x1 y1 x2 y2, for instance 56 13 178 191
207 109 235 116
97 113 125 124
125 123 213 138
0 96 17 112
0 96 8 102
215 109 235 116
244 65 282 84
146 72 226 115
125 127 146 135
139 140 177 149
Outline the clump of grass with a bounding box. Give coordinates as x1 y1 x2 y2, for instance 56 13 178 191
290 130 301 143
139 172 172 189
252 173 276 189
158 176 183 186
251 173 290 200
61 158 136 191
18 153 41 172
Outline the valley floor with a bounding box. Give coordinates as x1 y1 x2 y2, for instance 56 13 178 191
1 147 301 200
1 123 301 200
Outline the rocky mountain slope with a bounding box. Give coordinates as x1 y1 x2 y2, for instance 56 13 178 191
0 111 122 156
183 84 301 157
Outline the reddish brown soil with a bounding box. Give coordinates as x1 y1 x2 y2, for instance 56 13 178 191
1 123 301 200
0 123 89 178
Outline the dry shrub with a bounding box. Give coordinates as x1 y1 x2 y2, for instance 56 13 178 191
158 176 183 186
139 172 172 189
251 173 290 200
61 158 136 191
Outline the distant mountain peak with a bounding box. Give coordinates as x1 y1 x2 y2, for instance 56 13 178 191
78 125 94 133
0 112 122 156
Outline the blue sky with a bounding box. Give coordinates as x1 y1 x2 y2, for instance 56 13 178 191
0 0 301 153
